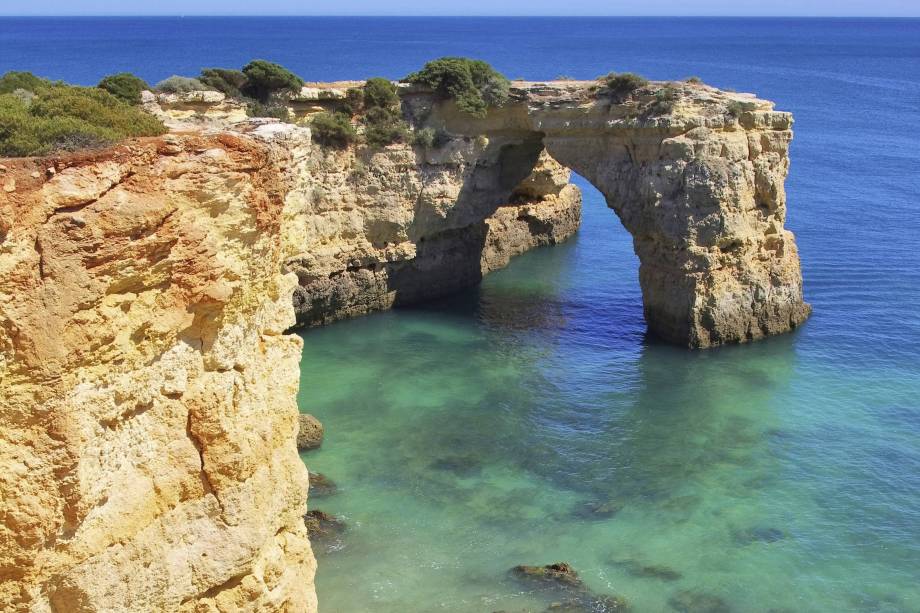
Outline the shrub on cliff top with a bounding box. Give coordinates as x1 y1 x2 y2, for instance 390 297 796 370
602 72 649 99
199 68 247 98
359 78 408 148
403 57 510 118
311 112 357 149
154 75 208 94
0 71 166 157
97 72 149 104
363 78 400 110
241 60 304 103
0 71 48 95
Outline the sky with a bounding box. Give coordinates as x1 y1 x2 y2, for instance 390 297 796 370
1 0 918 17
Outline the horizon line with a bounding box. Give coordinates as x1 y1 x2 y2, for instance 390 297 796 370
2 14 919 18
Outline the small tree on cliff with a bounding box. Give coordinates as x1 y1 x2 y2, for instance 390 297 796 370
97 73 149 105
403 57 510 118
241 60 304 103
199 68 247 98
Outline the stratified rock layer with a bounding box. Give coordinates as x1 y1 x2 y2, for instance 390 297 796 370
0 136 314 612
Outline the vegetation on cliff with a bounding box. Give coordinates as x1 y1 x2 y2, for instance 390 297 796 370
601 72 649 100
97 72 149 104
404 57 510 117
0 71 166 157
311 111 357 148
154 75 208 94
199 68 247 98
240 60 304 103
314 78 409 149
359 78 408 148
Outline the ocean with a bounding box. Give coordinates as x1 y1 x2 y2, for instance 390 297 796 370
3 16 918 612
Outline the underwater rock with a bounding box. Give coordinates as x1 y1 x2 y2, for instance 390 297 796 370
573 499 625 520
545 594 630 612
668 590 732 613
611 559 682 581
308 471 338 497
429 454 483 477
303 509 346 551
510 562 584 589
298 413 324 450
510 563 629 612
732 526 787 545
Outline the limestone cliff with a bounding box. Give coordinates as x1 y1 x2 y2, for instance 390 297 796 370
0 137 314 612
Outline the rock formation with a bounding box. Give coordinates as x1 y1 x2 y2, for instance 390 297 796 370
0 136 314 612
0 77 808 612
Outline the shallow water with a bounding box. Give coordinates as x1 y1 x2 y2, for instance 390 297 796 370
3 15 919 613
298 170 919 612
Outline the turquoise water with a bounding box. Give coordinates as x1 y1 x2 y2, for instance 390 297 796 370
4 15 918 613
298 173 919 612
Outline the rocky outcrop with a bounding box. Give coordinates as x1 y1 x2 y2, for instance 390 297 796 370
0 136 314 612
249 79 808 346
423 80 811 347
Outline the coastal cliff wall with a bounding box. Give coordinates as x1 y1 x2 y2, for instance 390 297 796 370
0 137 314 612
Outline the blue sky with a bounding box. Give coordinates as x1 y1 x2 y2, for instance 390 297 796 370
2 1 918 16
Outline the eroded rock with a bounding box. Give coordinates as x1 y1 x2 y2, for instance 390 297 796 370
298 413 324 451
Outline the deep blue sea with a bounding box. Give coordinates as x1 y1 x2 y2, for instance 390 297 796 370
4 17 918 612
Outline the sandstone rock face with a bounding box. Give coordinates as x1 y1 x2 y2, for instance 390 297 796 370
0 136 315 612
424 80 811 347
279 132 582 327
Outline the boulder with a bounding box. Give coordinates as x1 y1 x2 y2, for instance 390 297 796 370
510 562 583 589
297 413 324 450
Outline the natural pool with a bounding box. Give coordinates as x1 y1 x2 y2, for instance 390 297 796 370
297 175 919 612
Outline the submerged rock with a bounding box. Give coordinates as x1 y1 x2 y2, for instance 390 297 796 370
297 413 324 451
573 499 625 520
429 454 483 477
308 471 338 497
668 590 731 613
611 559 682 581
510 562 630 612
732 526 787 545
303 509 346 542
510 562 583 589
545 594 630 612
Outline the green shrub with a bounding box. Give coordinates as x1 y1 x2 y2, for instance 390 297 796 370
340 87 364 116
155 75 207 94
245 100 290 121
726 100 746 118
358 77 408 148
363 106 408 148
602 72 649 98
404 57 510 118
363 78 399 109
412 126 436 148
0 73 166 157
311 112 357 149
241 60 304 103
0 71 47 94
97 72 148 104
200 68 247 97
649 86 678 114
685 75 704 84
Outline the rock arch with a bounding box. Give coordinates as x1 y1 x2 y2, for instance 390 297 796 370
459 85 808 347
